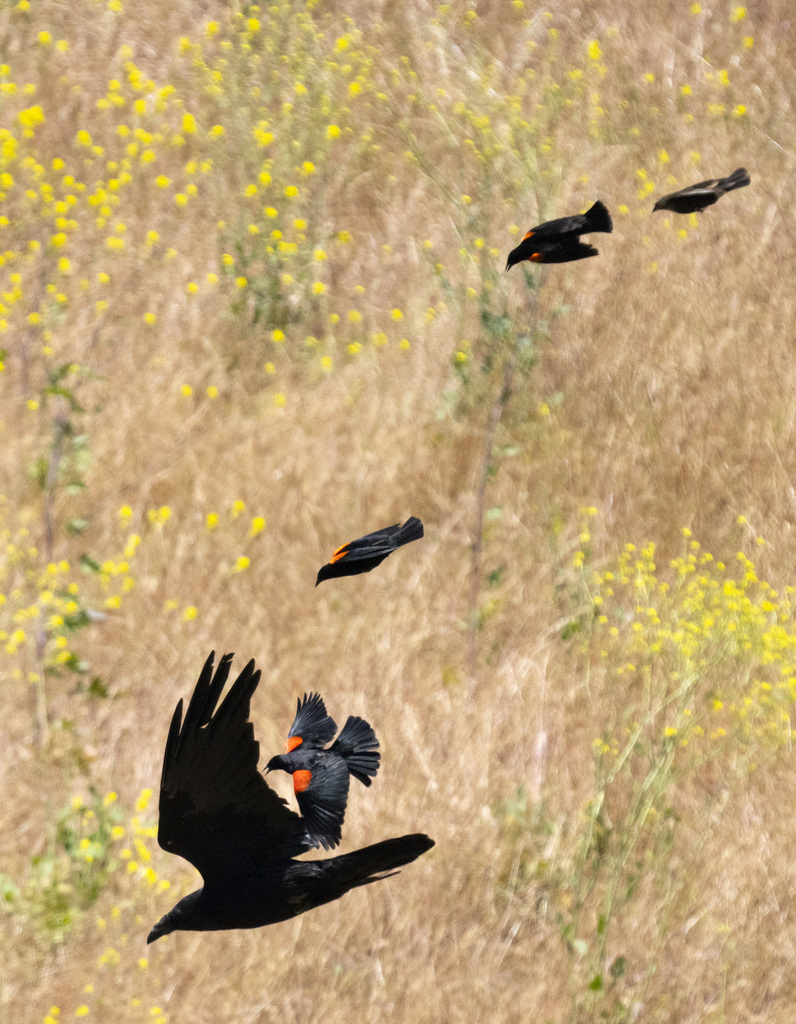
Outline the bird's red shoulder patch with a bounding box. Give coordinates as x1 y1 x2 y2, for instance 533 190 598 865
330 543 350 564
293 769 312 793
285 735 302 753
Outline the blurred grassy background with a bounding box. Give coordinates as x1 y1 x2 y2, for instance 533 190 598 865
2 1 796 1021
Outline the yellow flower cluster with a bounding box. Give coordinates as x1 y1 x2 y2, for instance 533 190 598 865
585 536 795 758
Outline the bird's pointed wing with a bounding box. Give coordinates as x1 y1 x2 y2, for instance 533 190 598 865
683 178 722 193
286 692 338 750
157 652 310 884
294 756 351 851
329 523 401 563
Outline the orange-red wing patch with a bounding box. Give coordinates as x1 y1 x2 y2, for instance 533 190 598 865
285 735 303 753
293 769 312 794
522 229 535 242
330 542 351 564
530 252 544 263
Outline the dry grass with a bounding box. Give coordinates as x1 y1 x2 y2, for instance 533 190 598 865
3 1 796 1021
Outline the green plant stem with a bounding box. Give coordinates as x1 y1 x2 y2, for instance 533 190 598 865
467 279 542 672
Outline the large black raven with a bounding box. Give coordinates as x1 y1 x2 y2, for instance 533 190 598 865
147 652 433 943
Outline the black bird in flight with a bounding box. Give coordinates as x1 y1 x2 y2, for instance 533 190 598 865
315 516 424 586
652 167 750 215
147 652 433 943
506 200 613 269
266 692 380 850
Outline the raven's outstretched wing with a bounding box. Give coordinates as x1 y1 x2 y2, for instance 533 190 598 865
157 652 310 884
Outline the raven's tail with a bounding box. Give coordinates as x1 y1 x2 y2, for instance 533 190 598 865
314 834 434 899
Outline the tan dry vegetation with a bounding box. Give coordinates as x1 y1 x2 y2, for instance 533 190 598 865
2 0 796 1022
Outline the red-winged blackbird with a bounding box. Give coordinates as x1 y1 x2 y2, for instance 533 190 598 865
315 516 424 586
265 693 380 850
652 167 750 214
506 200 613 270
147 652 433 943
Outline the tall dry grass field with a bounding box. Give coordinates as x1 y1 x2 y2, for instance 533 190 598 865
2 0 796 1021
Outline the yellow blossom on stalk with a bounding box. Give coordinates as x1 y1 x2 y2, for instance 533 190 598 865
249 516 266 537
731 5 746 21
587 40 601 60
234 556 250 573
206 513 219 530
272 329 285 342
